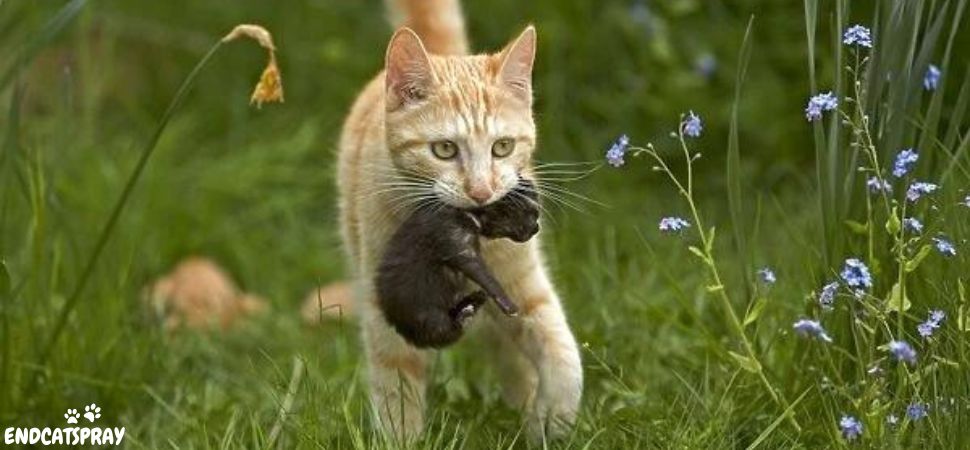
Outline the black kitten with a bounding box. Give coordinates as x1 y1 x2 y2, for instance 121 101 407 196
376 180 540 348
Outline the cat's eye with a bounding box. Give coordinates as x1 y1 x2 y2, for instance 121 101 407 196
491 138 515 158
430 140 458 160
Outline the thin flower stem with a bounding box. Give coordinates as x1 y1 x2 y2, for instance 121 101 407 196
849 47 909 337
633 131 800 431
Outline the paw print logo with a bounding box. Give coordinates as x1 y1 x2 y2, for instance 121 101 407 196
64 409 80 424
83 403 101 423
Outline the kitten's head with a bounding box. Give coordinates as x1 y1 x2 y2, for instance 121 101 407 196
383 26 537 209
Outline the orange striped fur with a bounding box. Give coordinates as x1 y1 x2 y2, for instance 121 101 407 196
332 0 582 441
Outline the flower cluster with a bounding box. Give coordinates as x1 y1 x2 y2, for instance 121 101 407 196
888 340 917 365
805 92 838 121
681 111 703 137
840 258 872 289
866 177 892 194
843 25 873 48
818 281 839 310
902 217 923 234
658 216 691 232
906 182 938 202
757 268 777 285
932 237 957 256
906 403 928 421
840 415 863 441
793 319 833 343
606 134 630 167
916 310 945 338
892 149 919 177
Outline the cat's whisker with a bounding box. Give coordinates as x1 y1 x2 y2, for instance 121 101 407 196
532 160 601 169
388 193 441 217
530 167 601 182
531 165 600 173
362 186 431 200
369 182 434 191
527 186 588 215
358 167 435 185
531 180 608 208
525 179 591 205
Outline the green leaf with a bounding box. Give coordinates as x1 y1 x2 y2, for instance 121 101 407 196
887 282 911 312
844 220 868 235
728 351 761 373
885 208 901 235
705 227 717 253
744 297 768 327
930 355 959 368
905 245 933 272
687 246 708 263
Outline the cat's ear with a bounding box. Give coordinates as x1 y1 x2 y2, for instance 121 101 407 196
496 25 536 102
385 28 435 110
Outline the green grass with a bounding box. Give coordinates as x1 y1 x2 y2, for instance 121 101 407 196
2 0 970 448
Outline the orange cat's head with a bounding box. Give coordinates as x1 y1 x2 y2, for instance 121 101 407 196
383 26 537 208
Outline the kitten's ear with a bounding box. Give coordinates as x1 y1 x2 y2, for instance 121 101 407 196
496 25 537 102
385 28 435 110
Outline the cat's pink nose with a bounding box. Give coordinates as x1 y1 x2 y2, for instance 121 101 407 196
466 185 493 205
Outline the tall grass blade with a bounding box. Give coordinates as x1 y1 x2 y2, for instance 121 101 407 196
267 357 305 448
745 388 811 450
915 2 951 158
37 40 225 365
943 69 970 153
727 17 755 283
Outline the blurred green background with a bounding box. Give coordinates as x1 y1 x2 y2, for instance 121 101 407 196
2 0 969 448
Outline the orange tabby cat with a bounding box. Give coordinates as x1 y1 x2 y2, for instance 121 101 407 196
333 0 582 440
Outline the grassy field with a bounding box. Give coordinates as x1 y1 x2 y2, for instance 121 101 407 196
2 0 970 448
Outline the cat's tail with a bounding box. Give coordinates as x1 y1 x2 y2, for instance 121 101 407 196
301 281 355 324
385 0 468 55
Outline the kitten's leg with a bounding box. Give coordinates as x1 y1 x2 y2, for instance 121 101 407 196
449 255 519 316
494 266 583 441
359 296 428 442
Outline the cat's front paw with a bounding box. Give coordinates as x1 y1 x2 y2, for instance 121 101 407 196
526 395 578 443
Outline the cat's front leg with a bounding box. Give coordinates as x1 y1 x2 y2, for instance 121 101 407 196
359 295 429 442
500 268 583 441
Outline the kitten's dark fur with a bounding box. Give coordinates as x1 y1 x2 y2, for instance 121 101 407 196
376 180 540 348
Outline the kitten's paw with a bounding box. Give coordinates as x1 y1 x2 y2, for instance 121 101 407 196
455 303 477 324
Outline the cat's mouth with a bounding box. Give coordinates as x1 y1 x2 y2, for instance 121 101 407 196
432 185 500 209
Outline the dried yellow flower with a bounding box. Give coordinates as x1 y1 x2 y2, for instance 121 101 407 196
250 54 284 108
222 24 284 108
